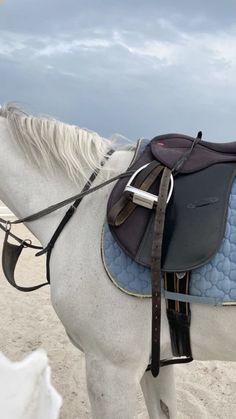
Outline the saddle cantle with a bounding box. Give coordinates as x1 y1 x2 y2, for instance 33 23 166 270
106 133 236 377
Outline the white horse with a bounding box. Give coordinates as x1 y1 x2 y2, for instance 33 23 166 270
0 350 62 419
0 105 235 419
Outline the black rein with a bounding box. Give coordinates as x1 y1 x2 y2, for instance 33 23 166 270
0 150 136 291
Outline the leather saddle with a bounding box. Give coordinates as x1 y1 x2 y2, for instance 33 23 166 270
107 134 236 272
107 133 236 377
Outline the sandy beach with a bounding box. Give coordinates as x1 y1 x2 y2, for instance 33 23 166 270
0 223 236 419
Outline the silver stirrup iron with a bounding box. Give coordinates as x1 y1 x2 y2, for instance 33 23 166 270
124 163 174 209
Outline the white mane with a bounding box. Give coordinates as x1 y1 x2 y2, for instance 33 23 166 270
0 104 113 183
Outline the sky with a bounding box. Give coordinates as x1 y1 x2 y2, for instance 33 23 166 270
1 0 236 140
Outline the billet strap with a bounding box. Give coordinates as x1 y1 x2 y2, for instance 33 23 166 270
2 231 48 292
150 166 172 377
108 161 163 226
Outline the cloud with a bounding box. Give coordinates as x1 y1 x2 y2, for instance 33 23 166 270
0 32 31 57
35 38 112 57
1 0 236 35
2 25 236 87
1 1 236 140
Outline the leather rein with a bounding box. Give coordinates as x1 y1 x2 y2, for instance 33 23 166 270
0 149 137 291
0 133 202 293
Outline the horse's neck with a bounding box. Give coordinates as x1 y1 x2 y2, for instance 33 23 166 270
0 117 87 245
0 117 133 246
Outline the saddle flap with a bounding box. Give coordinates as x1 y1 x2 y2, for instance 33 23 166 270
151 134 236 173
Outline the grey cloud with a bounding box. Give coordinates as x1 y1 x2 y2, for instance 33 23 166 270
1 0 236 36
0 1 236 141
1 42 235 141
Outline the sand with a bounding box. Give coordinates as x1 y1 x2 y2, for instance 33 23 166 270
0 223 236 419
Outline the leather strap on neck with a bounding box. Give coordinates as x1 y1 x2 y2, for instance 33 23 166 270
2 231 48 292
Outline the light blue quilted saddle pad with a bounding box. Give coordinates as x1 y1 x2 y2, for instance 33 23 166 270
102 180 236 303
